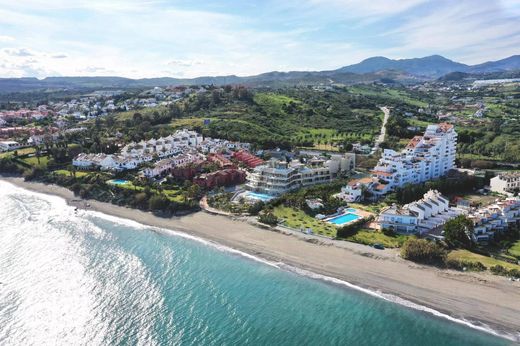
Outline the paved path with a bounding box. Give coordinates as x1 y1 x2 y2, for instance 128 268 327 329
372 106 390 154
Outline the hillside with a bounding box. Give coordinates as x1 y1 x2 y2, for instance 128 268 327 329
0 55 518 94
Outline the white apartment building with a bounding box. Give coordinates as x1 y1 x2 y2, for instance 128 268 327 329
371 123 457 195
490 173 520 195
469 197 520 243
378 190 462 234
246 154 355 196
0 140 21 152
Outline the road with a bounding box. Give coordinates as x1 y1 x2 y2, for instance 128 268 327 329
371 106 390 154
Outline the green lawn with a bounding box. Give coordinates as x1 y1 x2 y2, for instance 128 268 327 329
22 155 49 167
114 105 168 122
253 92 300 114
169 117 217 129
163 189 185 203
346 230 412 248
0 147 37 158
448 249 520 271
507 240 520 259
53 169 90 178
272 206 337 237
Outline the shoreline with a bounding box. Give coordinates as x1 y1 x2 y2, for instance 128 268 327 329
2 177 520 341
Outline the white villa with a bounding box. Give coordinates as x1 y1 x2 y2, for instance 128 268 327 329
370 123 457 195
198 137 250 154
142 151 203 178
490 172 520 195
0 140 21 152
378 190 463 234
337 177 377 202
120 129 203 159
469 197 520 243
246 153 355 196
72 153 141 171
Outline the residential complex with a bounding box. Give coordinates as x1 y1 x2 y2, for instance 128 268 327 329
378 190 463 234
468 197 520 243
246 153 355 196
370 123 457 195
490 172 520 195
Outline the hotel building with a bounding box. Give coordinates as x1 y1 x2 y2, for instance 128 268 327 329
246 154 355 196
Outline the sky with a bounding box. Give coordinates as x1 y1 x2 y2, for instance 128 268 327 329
0 0 519 79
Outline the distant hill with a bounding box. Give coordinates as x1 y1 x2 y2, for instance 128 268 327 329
337 55 520 78
337 55 469 77
0 54 518 94
468 55 520 73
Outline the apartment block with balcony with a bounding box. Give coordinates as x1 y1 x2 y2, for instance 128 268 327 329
246 154 355 196
370 123 457 195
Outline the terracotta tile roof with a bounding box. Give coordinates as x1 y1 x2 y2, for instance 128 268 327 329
371 170 394 177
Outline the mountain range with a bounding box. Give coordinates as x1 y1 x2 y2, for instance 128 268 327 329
0 54 519 94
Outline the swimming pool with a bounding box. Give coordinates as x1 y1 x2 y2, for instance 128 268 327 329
246 192 274 201
328 213 361 225
109 179 130 185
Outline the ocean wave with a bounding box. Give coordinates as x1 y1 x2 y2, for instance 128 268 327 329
2 180 518 342
85 209 519 342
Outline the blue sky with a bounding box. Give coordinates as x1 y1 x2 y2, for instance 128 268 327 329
0 0 518 78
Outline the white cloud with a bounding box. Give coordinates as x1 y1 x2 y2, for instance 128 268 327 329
0 35 15 42
3 48 34 57
306 0 428 17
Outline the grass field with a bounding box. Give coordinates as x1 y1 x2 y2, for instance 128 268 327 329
448 249 520 271
115 105 169 122
273 206 337 237
53 169 90 178
346 230 411 248
508 240 520 259
253 92 300 115
0 147 37 158
22 155 49 167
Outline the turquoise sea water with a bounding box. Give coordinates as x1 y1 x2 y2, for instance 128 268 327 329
0 181 513 345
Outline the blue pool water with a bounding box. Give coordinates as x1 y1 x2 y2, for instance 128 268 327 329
247 191 274 201
328 212 361 225
109 179 130 185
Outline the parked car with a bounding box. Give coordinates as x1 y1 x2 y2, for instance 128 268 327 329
373 243 385 250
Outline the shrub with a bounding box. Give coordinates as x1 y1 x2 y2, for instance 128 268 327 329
446 259 487 272
248 201 264 216
401 238 447 265
490 265 508 276
148 195 170 211
381 227 396 236
259 212 279 226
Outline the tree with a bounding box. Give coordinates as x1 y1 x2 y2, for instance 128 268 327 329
443 215 473 248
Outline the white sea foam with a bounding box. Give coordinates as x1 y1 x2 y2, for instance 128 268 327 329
85 208 519 342
2 180 518 342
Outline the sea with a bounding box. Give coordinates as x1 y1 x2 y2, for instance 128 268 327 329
0 180 514 345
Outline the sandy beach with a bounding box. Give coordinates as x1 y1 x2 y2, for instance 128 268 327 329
2 176 519 340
